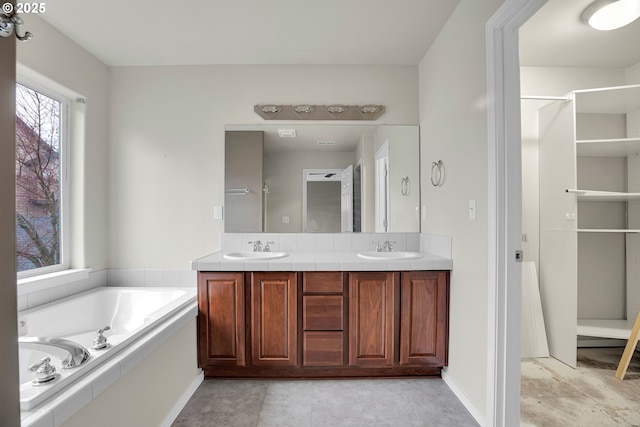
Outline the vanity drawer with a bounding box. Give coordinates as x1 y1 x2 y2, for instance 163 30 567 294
303 272 343 293
303 295 343 330
303 331 344 366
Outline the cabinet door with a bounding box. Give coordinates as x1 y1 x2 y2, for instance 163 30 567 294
198 272 245 367
399 271 449 366
349 272 398 367
250 272 297 366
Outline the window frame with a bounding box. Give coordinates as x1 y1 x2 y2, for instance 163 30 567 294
15 78 71 279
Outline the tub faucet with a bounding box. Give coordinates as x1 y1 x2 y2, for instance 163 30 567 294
19 337 91 369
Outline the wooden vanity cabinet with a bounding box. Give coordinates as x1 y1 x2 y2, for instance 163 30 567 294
348 272 398 367
197 272 245 368
399 271 449 366
302 272 347 367
249 272 297 366
197 269 449 378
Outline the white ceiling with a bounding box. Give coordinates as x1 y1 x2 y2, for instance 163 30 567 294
520 0 640 68
39 0 460 66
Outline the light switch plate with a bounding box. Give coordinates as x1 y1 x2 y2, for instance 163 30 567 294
213 206 223 220
469 200 477 220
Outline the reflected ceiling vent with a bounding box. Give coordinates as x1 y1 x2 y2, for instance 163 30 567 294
254 104 385 120
316 140 336 146
277 129 296 138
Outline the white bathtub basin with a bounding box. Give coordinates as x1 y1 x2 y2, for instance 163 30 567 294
18 286 196 410
357 251 423 260
223 251 289 260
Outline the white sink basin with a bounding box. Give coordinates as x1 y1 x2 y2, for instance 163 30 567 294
357 251 423 260
223 251 289 260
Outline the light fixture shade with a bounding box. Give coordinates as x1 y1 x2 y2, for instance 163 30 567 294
326 105 346 113
259 105 281 113
293 105 314 114
581 0 640 31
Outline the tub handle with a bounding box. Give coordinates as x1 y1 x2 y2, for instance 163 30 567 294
19 337 91 369
29 357 58 384
93 326 111 350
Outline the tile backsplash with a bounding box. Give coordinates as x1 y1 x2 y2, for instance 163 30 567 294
221 232 422 253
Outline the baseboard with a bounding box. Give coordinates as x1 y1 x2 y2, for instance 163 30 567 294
441 369 485 427
161 369 204 427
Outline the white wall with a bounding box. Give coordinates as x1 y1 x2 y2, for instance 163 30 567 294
418 0 504 420
382 126 420 232
0 25 20 426
17 15 110 271
109 65 418 268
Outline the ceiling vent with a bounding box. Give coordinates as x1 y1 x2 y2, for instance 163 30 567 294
317 140 336 145
277 129 297 138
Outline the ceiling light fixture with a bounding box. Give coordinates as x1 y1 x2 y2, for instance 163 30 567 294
254 104 385 120
581 0 640 31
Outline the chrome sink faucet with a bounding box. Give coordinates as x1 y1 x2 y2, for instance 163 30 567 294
249 240 263 252
373 240 396 252
249 240 275 252
19 336 91 369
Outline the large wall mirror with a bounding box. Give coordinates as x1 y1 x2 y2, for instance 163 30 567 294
224 124 420 233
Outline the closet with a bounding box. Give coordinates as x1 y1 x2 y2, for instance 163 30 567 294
539 84 640 367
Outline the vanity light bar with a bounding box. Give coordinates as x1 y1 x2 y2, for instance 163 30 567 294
254 104 385 120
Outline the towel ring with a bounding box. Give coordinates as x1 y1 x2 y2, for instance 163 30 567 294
431 160 444 187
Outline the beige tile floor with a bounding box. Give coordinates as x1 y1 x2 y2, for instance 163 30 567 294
172 378 479 427
521 347 640 426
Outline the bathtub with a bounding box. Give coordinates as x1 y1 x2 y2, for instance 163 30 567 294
18 286 197 412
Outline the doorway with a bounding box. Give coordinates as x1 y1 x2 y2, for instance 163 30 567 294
302 167 354 232
374 142 389 233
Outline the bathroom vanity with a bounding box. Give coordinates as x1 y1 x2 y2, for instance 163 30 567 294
193 247 451 378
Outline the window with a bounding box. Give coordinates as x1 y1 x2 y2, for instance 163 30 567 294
15 82 68 276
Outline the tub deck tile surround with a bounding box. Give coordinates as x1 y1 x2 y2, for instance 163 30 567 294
19 288 198 427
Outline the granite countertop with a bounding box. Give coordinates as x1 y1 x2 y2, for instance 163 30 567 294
191 250 452 272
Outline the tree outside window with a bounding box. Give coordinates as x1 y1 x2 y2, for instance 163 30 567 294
15 83 63 273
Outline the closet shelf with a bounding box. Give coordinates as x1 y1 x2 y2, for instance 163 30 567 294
576 137 640 157
566 189 640 201
577 229 640 233
577 319 634 340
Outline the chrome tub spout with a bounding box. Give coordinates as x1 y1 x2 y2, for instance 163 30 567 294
19 337 91 368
